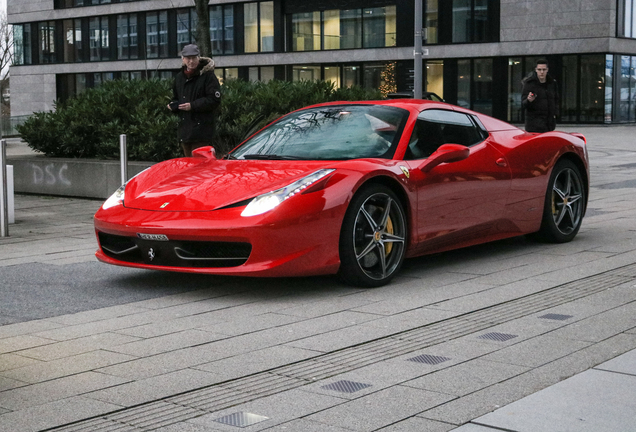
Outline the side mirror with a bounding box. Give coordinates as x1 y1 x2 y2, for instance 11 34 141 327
192 146 217 160
418 144 470 173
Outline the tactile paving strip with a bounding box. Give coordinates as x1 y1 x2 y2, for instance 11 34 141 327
45 263 636 432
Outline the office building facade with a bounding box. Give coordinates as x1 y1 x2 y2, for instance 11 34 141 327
8 0 636 124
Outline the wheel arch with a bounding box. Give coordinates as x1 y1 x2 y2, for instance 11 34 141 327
556 152 589 214
354 175 411 228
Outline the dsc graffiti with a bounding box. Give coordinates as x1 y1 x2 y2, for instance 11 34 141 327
30 163 72 186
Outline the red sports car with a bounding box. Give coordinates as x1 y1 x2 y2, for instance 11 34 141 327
94 99 588 287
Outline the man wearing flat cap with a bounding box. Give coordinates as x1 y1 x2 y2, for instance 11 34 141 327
168 44 222 156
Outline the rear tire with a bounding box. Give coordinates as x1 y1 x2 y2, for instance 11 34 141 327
338 185 407 287
533 159 585 243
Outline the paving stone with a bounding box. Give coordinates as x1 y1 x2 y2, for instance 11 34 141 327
18 332 141 361
306 385 454 431
0 350 136 383
404 359 529 397
188 388 345 431
0 371 130 410
0 396 122 432
85 368 219 407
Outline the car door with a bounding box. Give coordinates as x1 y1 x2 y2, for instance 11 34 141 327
404 109 512 253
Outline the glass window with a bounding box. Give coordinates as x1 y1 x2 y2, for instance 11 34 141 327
452 0 471 43
249 66 259 82
426 0 438 44
89 16 109 61
177 8 196 52
426 59 444 99
619 55 634 122
244 2 273 53
39 21 57 64
216 67 239 85
561 56 578 122
619 0 635 38
13 24 32 65
452 0 496 43
323 10 340 50
146 11 168 58
261 66 275 82
101 17 110 60
457 59 470 109
631 57 636 122
324 66 341 87
63 20 75 62
363 63 387 90
244 2 258 52
210 5 234 55
260 2 274 52
362 6 396 48
579 54 607 123
293 65 321 81
224 5 234 54
210 6 224 54
340 9 361 49
117 14 138 60
292 12 320 51
344 65 361 87
473 58 492 115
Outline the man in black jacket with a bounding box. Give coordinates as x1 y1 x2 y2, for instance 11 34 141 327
521 59 559 133
168 44 222 156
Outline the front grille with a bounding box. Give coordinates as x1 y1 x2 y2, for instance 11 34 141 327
98 232 251 268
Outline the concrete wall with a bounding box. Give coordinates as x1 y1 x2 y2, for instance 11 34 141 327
8 157 154 199
500 0 616 42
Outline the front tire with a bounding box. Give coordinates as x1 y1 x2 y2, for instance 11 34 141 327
338 185 407 287
534 159 585 243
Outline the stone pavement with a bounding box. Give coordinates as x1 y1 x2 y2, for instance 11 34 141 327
0 125 635 431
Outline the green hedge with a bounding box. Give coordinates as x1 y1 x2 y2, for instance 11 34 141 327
18 78 383 162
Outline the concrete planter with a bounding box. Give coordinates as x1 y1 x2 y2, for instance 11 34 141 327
8 156 155 199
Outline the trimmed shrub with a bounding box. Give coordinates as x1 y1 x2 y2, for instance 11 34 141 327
18 78 383 161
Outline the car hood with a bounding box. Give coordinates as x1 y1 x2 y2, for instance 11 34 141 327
123 159 338 212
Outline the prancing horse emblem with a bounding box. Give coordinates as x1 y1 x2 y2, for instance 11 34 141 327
148 248 156 261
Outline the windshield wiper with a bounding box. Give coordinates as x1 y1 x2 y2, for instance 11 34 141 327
241 154 304 160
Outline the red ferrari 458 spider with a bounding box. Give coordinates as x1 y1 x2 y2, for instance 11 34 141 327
94 99 589 287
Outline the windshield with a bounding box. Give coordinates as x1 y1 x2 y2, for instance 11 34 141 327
230 105 409 160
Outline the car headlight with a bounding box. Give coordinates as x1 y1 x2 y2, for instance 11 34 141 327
101 168 150 210
102 184 126 210
241 169 335 217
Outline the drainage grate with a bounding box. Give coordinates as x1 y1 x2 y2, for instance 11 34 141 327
407 354 451 365
538 313 574 321
213 412 269 428
478 332 518 342
320 380 372 393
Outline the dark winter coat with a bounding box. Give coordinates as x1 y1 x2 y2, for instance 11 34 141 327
170 57 222 144
521 72 559 133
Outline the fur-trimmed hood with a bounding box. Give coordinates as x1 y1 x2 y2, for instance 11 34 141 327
181 57 215 76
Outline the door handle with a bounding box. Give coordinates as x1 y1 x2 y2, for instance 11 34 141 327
496 158 507 167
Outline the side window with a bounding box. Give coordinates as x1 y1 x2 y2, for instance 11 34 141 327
404 110 484 160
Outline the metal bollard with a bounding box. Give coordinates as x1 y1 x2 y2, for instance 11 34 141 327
120 134 128 185
1 139 8 237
